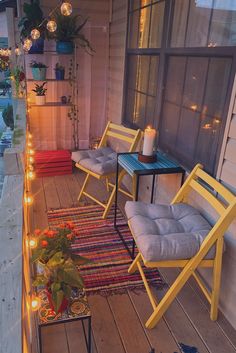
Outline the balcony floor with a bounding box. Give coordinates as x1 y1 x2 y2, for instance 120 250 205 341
31 170 236 353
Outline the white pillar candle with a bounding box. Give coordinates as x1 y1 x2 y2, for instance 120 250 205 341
143 126 156 156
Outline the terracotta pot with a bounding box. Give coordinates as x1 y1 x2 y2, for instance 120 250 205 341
46 288 69 313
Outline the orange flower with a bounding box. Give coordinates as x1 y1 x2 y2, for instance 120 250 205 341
47 230 57 238
44 229 50 235
58 223 66 228
66 221 75 229
34 229 41 236
66 233 73 240
41 240 48 247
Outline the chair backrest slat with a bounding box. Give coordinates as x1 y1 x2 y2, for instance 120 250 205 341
189 179 226 215
106 130 134 143
195 168 235 204
109 122 138 136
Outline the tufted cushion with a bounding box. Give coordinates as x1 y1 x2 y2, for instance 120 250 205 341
71 147 117 175
125 201 216 261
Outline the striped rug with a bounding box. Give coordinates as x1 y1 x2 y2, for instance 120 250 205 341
47 205 164 295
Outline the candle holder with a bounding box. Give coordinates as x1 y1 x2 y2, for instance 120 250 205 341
138 152 157 163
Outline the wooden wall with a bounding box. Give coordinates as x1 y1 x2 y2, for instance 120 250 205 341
107 0 127 124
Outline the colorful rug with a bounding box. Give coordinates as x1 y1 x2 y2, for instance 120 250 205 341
47 205 164 295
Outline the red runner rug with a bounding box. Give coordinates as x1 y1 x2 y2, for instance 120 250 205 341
47 205 164 295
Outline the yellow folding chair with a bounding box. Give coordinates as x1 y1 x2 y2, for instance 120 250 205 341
125 163 236 328
72 121 142 219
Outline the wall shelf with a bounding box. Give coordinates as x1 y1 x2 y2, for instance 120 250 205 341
30 102 72 107
27 79 71 82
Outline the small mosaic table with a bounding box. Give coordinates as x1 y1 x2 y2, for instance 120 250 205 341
114 151 185 258
37 288 91 353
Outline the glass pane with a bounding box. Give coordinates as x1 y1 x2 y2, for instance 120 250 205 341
134 92 147 128
148 56 159 95
149 1 165 48
165 57 186 105
130 0 141 11
146 96 156 126
139 6 151 48
171 0 189 47
128 11 139 48
182 57 208 111
137 56 150 93
186 0 212 47
127 56 138 89
203 58 231 117
159 102 181 148
125 89 136 124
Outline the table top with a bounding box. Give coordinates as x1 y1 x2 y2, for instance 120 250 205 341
117 152 184 176
38 288 91 326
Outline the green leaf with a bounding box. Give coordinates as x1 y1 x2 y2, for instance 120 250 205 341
47 251 64 267
32 275 48 287
52 289 64 313
71 254 91 265
62 265 84 289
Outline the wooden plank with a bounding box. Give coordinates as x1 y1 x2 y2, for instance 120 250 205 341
221 160 236 188
225 138 236 164
87 295 126 353
41 324 69 353
65 321 98 353
229 115 236 138
128 291 181 353
64 174 83 207
160 268 236 353
108 293 151 353
54 175 74 208
31 178 48 229
42 177 60 210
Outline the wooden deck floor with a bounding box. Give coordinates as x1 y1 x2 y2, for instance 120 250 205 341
31 171 236 353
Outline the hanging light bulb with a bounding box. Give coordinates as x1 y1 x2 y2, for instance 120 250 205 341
15 46 21 56
28 156 34 164
24 194 33 205
27 170 35 180
28 132 33 139
29 237 37 249
61 2 72 16
31 296 41 311
47 20 57 32
28 149 35 155
23 38 32 51
31 28 40 40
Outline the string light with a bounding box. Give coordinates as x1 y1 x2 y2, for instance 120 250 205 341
27 170 35 180
28 132 33 139
28 149 35 155
47 20 57 32
29 238 37 249
28 156 34 164
15 46 21 56
31 28 40 40
31 296 41 311
23 38 32 51
61 2 72 16
24 194 33 205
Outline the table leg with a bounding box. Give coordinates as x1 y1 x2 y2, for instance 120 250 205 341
135 174 140 201
114 157 119 228
88 316 92 353
181 171 185 186
151 174 156 204
38 326 42 353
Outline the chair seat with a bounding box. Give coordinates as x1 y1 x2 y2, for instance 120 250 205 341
71 147 117 175
125 201 216 261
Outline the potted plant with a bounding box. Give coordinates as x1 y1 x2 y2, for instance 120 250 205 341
30 61 48 80
31 223 89 313
32 81 47 105
54 63 65 80
49 12 94 54
18 0 46 54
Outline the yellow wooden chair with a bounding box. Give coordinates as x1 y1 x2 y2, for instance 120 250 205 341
125 163 236 328
72 121 142 219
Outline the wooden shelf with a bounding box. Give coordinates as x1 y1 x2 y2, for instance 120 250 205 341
30 102 72 107
29 51 74 56
27 79 72 82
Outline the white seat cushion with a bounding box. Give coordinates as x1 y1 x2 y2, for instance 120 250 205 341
71 147 117 175
125 201 216 261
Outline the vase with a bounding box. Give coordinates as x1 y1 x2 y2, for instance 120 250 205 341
55 69 65 80
28 38 44 54
56 41 74 54
46 288 69 313
35 95 46 105
31 67 47 81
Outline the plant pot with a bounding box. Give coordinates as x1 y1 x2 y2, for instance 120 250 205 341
56 41 74 54
28 38 44 54
55 69 65 80
31 67 47 81
35 95 46 105
46 289 69 313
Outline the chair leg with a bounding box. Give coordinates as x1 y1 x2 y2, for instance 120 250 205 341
102 170 126 219
78 174 90 202
128 253 142 274
210 237 224 321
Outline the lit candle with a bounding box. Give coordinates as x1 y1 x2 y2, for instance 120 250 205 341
143 126 156 156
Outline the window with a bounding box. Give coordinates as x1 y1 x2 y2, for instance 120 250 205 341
124 0 235 175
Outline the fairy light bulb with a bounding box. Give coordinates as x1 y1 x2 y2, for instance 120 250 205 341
15 46 21 56
27 141 32 147
28 149 35 155
27 170 35 180
31 296 41 311
29 238 37 249
24 194 33 205
47 20 57 32
28 132 33 139
31 28 40 40
61 2 72 16
28 156 34 164
23 38 32 51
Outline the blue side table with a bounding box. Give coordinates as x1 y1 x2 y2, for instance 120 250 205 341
114 151 185 258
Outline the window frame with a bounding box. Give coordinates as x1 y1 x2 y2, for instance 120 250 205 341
122 0 236 175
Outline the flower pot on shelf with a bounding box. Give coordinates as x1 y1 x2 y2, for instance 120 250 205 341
56 41 74 54
32 67 47 81
55 69 65 80
28 38 45 54
35 95 46 105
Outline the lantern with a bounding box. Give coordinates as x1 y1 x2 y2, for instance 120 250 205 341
61 2 72 16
